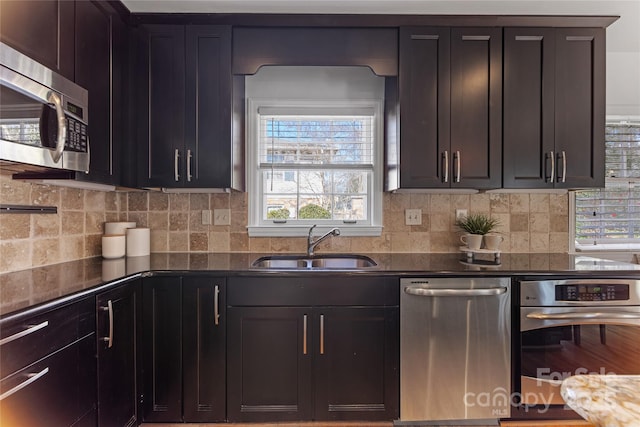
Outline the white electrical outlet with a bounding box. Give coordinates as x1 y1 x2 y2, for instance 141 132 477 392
405 209 422 225
456 209 468 221
202 210 212 225
214 209 231 225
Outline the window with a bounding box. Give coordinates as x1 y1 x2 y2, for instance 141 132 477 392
573 120 640 250
247 100 383 237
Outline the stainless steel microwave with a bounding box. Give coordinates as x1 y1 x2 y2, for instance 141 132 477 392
0 42 89 172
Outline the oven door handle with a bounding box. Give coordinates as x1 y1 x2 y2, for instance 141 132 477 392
527 311 640 320
404 286 507 297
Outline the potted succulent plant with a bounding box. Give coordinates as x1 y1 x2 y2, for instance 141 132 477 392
455 213 500 235
455 213 500 250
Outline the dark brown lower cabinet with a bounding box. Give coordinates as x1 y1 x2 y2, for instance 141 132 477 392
227 306 313 422
183 277 226 422
314 307 399 421
97 281 140 427
0 333 95 427
227 305 398 422
142 276 182 422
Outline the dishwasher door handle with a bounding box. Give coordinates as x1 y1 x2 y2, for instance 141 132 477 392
404 286 508 297
527 311 640 320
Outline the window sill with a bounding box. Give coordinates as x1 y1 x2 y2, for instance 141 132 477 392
248 225 383 238
575 242 640 252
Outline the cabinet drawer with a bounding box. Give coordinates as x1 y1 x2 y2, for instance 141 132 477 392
228 276 398 306
0 334 96 427
0 297 94 378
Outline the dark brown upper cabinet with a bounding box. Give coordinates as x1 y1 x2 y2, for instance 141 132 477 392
393 26 502 190
74 0 128 187
232 27 398 76
503 27 605 189
0 0 75 80
135 24 241 190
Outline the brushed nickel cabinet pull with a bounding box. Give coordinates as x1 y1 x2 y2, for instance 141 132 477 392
455 150 461 183
187 149 193 182
561 151 567 183
442 151 449 183
303 314 308 355
174 149 180 181
411 35 439 40
320 314 325 355
101 300 114 348
0 321 49 346
548 151 555 183
0 367 49 401
214 285 220 326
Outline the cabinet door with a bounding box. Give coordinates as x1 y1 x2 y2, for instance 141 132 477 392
142 277 182 422
314 307 399 421
185 25 232 188
503 28 556 188
137 25 185 187
554 28 605 188
0 0 74 79
450 27 502 189
74 1 114 185
183 277 226 422
227 306 313 422
97 282 139 427
398 27 451 188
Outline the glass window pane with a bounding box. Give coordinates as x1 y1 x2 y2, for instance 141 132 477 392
265 195 297 220
263 170 298 194
333 195 367 220
298 197 332 219
333 170 368 194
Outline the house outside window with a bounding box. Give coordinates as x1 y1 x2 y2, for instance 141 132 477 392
572 119 640 251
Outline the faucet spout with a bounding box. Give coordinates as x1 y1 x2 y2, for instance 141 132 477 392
307 224 341 256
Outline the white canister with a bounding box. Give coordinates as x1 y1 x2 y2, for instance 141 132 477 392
126 227 151 257
104 221 137 235
102 234 126 259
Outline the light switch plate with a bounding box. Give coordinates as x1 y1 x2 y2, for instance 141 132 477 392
214 209 231 226
405 209 422 225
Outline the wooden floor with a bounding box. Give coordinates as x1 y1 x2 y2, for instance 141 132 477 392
142 421 593 427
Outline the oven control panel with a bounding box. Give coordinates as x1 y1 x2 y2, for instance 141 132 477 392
556 284 630 301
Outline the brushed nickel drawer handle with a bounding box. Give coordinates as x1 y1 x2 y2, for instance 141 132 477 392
0 321 49 346
0 367 49 401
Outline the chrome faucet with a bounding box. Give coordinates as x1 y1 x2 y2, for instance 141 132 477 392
307 224 341 256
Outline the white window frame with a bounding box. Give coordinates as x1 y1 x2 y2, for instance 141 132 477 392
247 98 384 237
571 117 640 253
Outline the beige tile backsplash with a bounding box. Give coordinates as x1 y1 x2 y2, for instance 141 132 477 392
0 174 570 273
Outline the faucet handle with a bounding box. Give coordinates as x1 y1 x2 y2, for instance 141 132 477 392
308 224 317 238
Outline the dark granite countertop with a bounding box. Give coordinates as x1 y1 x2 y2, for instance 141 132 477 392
1 252 639 317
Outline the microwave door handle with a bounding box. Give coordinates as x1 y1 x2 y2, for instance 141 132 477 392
527 311 640 320
404 287 508 297
47 91 67 163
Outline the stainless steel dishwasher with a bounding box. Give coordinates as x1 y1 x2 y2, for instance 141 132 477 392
399 277 511 424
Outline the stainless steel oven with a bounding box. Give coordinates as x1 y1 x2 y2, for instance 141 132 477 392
0 41 89 172
513 278 640 419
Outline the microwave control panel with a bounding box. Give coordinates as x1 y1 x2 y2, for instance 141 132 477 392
65 116 88 153
555 284 630 302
